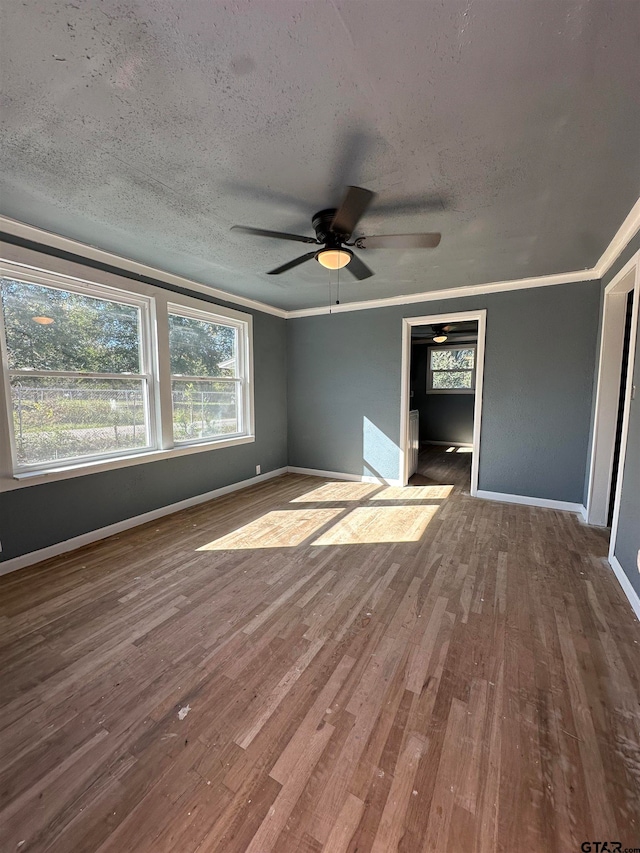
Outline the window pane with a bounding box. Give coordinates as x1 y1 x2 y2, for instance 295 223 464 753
10 377 149 466
168 314 237 377
1 279 141 373
430 348 475 371
432 370 473 390
172 380 240 442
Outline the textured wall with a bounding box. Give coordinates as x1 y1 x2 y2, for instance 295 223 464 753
420 395 475 445
410 345 475 444
288 280 601 500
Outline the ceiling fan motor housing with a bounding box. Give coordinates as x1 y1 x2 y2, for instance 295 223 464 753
312 209 347 245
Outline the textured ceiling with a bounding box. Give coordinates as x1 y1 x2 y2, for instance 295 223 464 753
1 1 639 311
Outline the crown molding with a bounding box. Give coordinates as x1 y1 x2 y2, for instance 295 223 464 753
286 268 598 318
288 196 639 318
595 197 640 278
0 215 287 319
1 196 639 320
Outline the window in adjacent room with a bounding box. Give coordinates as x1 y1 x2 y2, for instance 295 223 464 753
0 277 154 470
427 344 476 393
168 305 248 445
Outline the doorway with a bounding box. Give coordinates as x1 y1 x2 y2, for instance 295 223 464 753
586 253 640 533
400 310 486 491
607 289 634 526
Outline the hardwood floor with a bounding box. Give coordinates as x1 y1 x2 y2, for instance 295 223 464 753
409 444 472 489
1 463 639 852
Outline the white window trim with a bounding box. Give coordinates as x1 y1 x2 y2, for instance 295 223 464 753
167 301 251 448
0 279 159 473
0 259 255 492
426 343 477 394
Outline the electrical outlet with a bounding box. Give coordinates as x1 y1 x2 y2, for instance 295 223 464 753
256 464 261 475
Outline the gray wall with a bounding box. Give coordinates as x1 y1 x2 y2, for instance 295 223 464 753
411 344 475 444
0 277 288 563
599 231 640 599
288 281 601 501
6 235 636 576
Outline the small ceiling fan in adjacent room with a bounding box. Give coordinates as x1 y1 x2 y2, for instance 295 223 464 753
231 186 441 280
432 324 449 344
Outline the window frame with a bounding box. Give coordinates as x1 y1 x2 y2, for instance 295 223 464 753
427 343 477 394
167 302 251 447
0 260 254 490
0 275 158 473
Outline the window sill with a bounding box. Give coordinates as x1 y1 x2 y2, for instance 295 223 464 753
2 434 255 492
426 389 475 395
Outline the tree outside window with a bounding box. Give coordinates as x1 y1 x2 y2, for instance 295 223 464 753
427 345 476 393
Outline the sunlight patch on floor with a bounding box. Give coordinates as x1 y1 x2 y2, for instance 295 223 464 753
290 481 381 503
197 509 343 550
370 485 454 500
312 505 439 545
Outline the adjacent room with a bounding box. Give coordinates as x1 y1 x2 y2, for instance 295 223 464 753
408 318 479 490
1 2 639 851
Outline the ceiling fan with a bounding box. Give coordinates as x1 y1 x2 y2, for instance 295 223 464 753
231 186 441 280
428 321 478 344
432 324 449 344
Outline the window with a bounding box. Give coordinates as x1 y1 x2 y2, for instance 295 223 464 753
0 265 254 483
427 345 476 393
0 277 153 469
168 306 246 444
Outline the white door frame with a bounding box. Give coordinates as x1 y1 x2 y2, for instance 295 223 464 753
400 309 487 492
586 251 639 532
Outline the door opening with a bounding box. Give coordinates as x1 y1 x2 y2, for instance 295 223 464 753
608 290 634 526
400 311 486 492
587 256 639 529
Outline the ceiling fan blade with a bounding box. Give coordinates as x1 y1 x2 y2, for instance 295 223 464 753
266 252 317 275
371 193 450 215
331 186 376 237
231 225 317 244
346 252 374 280
441 322 475 332
358 233 441 249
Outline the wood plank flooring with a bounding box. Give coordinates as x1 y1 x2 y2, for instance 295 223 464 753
1 452 639 852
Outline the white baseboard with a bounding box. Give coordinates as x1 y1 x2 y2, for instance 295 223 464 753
608 555 640 621
0 468 605 580
474 489 585 514
0 467 288 578
287 466 402 487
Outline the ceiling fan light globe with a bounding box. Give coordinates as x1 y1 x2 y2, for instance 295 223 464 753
433 333 448 343
316 248 352 270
